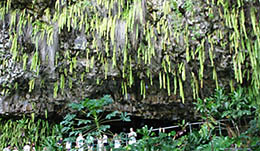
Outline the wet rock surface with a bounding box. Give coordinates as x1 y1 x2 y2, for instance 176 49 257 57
0 0 257 120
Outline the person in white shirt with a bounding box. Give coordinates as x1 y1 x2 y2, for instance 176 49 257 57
3 145 11 151
76 133 85 151
97 136 103 151
103 134 108 151
113 133 121 149
128 128 137 145
23 143 31 151
65 141 72 151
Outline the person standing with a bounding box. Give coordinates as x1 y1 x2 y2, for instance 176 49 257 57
65 141 72 151
3 144 11 151
113 133 121 149
23 143 31 151
76 133 85 151
103 134 109 151
128 128 137 145
97 136 103 151
57 138 63 146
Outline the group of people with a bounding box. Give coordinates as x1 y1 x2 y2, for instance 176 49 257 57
3 145 17 151
56 133 105 151
3 142 35 151
60 128 137 151
2 128 137 151
112 128 137 149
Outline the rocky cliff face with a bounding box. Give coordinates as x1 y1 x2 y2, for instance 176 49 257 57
0 0 259 120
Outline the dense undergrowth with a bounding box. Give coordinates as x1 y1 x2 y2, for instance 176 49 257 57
0 87 259 150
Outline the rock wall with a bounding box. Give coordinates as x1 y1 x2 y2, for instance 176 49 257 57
0 0 259 120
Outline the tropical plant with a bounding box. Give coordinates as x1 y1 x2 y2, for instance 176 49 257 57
61 95 130 141
195 88 255 124
0 116 59 150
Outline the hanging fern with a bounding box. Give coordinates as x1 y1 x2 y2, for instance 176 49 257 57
0 0 259 104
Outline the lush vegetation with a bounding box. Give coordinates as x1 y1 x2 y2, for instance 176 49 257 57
60 95 130 144
117 88 260 151
0 116 62 150
0 0 260 150
0 90 259 150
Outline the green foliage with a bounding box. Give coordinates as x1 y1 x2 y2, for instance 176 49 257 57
194 87 255 121
0 116 60 150
124 126 182 151
194 136 234 151
61 95 130 138
44 135 64 151
122 87 259 151
0 88 258 150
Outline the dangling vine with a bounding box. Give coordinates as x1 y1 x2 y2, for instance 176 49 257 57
0 0 259 104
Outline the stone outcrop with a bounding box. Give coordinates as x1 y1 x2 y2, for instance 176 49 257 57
0 0 259 120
